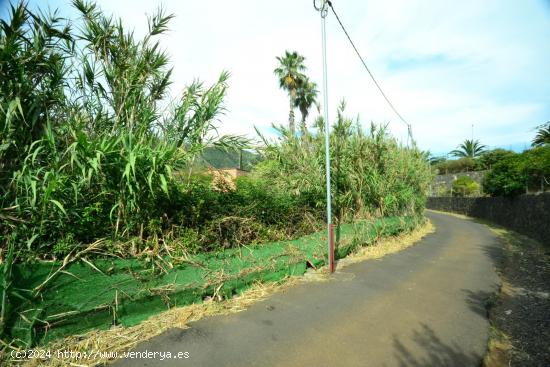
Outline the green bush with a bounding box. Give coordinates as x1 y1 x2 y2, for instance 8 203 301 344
452 176 480 197
483 146 550 196
434 157 479 174
477 149 516 170
150 172 321 252
433 149 517 175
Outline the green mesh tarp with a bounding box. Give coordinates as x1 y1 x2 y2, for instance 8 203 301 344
2 216 420 347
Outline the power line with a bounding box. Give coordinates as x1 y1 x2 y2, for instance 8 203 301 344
326 1 414 143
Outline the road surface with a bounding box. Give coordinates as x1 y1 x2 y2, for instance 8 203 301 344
115 211 501 367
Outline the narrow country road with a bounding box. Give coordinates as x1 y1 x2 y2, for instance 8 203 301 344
115 211 502 367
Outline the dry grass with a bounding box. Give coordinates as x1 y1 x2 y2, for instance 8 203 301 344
19 279 302 367
483 327 514 367
335 219 434 270
18 220 434 367
426 209 471 221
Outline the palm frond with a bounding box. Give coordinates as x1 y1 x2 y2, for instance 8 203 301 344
450 139 486 158
532 121 550 147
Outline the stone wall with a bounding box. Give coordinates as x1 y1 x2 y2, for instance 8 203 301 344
430 170 487 197
427 193 550 246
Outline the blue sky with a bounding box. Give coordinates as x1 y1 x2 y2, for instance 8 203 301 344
2 0 549 156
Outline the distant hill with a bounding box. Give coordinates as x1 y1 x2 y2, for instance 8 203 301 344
194 147 261 171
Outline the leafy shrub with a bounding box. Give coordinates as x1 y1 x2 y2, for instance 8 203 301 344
433 149 517 175
434 157 479 174
201 217 275 249
483 146 550 196
477 149 516 170
452 176 480 197
171 227 202 255
153 172 320 252
434 186 452 197
52 234 78 258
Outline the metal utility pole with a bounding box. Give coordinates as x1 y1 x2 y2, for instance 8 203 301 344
314 0 334 273
407 124 413 147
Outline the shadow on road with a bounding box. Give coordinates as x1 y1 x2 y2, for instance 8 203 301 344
462 288 494 319
388 324 481 367
480 225 550 366
441 213 550 366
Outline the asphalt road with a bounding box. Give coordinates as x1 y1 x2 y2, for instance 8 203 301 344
115 211 501 367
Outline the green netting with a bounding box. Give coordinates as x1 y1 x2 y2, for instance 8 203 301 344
1 216 421 347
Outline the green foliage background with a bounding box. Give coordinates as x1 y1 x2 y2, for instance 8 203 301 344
483 146 550 196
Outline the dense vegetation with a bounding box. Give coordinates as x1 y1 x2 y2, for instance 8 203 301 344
0 1 432 352
483 145 550 196
432 121 549 176
256 102 430 222
0 1 430 262
431 148 515 174
0 1 254 260
431 142 549 197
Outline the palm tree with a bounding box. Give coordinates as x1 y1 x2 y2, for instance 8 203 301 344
294 77 318 136
532 121 550 147
450 139 486 158
274 51 306 135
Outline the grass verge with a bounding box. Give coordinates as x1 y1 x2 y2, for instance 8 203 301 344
6 217 433 366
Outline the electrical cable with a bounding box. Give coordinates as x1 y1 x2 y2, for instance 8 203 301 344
326 1 414 143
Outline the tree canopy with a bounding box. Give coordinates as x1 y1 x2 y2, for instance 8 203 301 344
532 121 550 147
274 50 307 134
450 139 486 158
